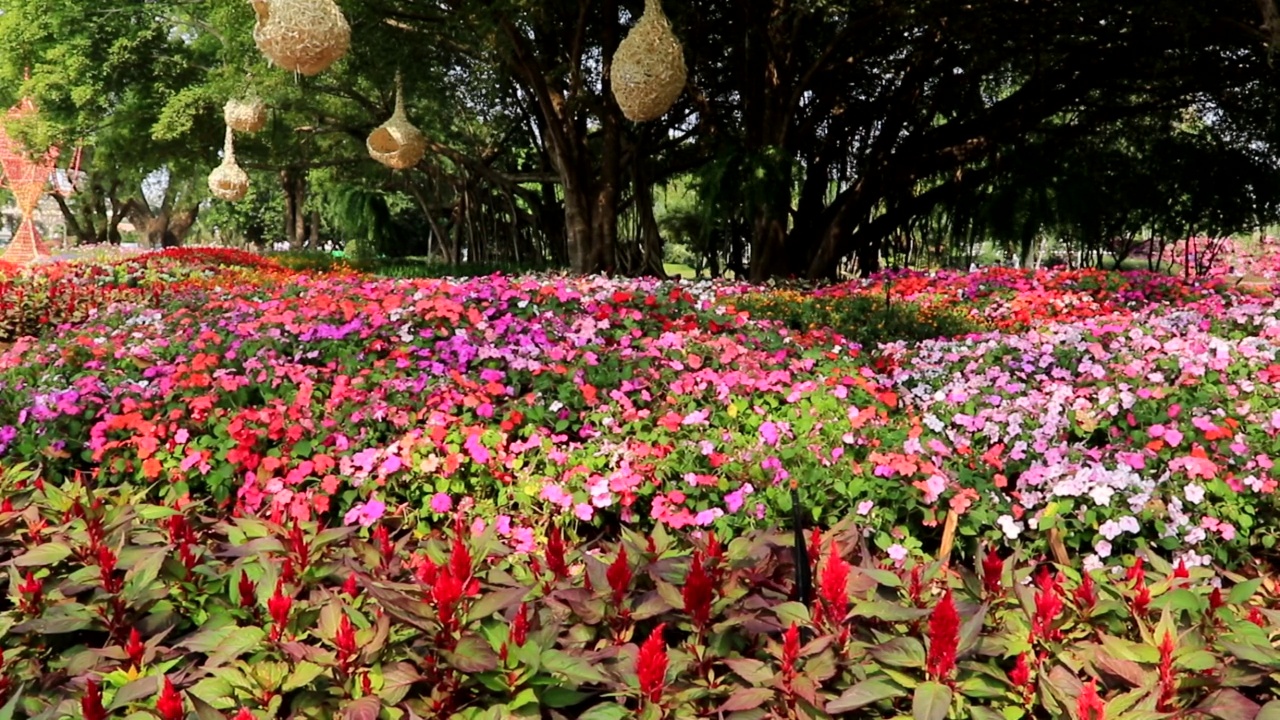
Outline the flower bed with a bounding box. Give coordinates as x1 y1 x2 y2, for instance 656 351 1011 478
0 468 1276 720
3 252 1280 571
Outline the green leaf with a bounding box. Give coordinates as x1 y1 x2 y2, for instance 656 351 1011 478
282 662 327 692
1196 689 1262 720
1221 640 1280 668
15 542 72 566
1154 588 1205 615
541 650 610 685
0 685 22 720
108 676 161 710
190 694 226 720
444 634 499 673
124 548 167 597
1227 579 1263 606
723 658 774 685
541 687 592 709
1176 650 1219 672
136 505 180 520
827 676 907 713
468 586 528 623
577 704 629 720
912 681 952 720
774 601 811 625
852 601 930 622
508 688 540 711
1257 701 1280 720
957 601 989 656
870 637 926 668
342 696 381 720
719 687 774 712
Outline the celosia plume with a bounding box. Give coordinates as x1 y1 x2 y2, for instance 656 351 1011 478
981 546 1004 596
1074 570 1097 612
98 546 122 594
124 628 145 669
334 614 359 672
81 679 107 720
819 540 851 622
1009 653 1031 689
1032 578 1064 643
511 603 530 648
607 546 633 610
546 525 569 579
781 622 801 683
1077 679 1105 720
155 677 185 720
1157 631 1176 711
267 579 292 640
682 551 714 629
237 570 257 608
636 624 669 705
926 588 960 682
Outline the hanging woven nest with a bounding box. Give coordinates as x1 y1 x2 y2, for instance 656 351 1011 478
611 0 687 122
251 0 351 76
368 74 426 170
208 127 250 202
224 97 267 133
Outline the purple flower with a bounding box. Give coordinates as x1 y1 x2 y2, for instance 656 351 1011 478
430 493 453 514
344 497 386 528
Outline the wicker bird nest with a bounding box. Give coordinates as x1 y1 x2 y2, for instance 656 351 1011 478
224 97 267 133
209 127 250 202
368 74 426 170
251 0 351 76
612 0 687 122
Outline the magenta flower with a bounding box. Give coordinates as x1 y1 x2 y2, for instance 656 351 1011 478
430 493 453 513
344 497 386 527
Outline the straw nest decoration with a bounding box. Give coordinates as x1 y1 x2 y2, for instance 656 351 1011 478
208 127 250 202
368 74 426 170
224 97 267 133
251 0 351 76
611 0 687 122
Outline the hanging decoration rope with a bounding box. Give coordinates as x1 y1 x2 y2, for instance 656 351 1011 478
250 0 351 76
368 73 426 170
209 127 250 202
224 97 268 133
611 0 687 122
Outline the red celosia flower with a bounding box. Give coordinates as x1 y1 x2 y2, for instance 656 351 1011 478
1173 560 1190 580
1249 607 1266 628
334 614 359 672
416 556 439 587
18 571 43 614
1010 653 1031 689
981 547 1004 596
706 531 723 565
431 566 465 635
908 564 926 607
125 628 145 669
1126 557 1145 586
81 679 107 720
155 677 185 720
781 622 801 684
0 497 11 513
1074 570 1097 612
237 570 256 608
342 574 360 598
1209 587 1225 612
819 540 851 622
281 557 297 585
372 524 395 565
98 546 123 594
450 535 473 588
232 709 254 720
926 589 960 682
267 579 292 640
1032 580 1064 643
1132 582 1151 616
511 603 530 647
546 525 569 579
807 528 824 572
682 551 714 629
178 543 198 576
287 521 309 572
1077 679 1105 720
1157 631 1176 711
607 546 633 610
636 624 669 705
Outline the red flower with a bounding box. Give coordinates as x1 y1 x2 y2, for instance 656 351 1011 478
819 540 850 622
281 557 297 585
546 525 569 579
450 535 478 596
98 546 123 594
1209 587 1225 612
682 551 714 629
1077 679 1105 720
0 497 11 513
232 710 254 720
18 571 42 614
1132 583 1151 617
416 556 439 587
342 574 360 598
81 679 107 720
636 624 669 705
125 628 145 669
1009 653 1031 689
237 570 257 608
431 566 465 635
1074 570 1097 612
287 521 309 572
981 546 1004 596
607 546 633 610
1157 631 1176 711
1126 557 1145 586
781 622 801 683
511 603 530 647
1249 607 1266 628
372 524 395 565
334 614 359 672
1173 560 1190 580
156 677 185 720
1032 580 1064 643
267 579 292 640
926 588 960 682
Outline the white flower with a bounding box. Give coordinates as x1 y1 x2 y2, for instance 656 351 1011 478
1089 485 1115 506
856 500 875 516
1095 540 1112 558
1100 520 1123 541
1184 483 1205 505
1082 555 1104 572
997 515 1023 539
1117 516 1140 534
1184 527 1207 544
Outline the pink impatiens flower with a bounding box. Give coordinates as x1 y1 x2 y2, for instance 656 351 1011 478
344 496 386 527
430 493 453 513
